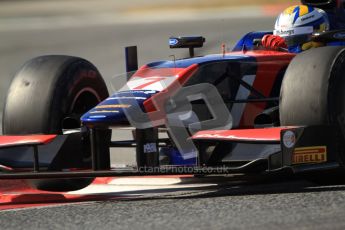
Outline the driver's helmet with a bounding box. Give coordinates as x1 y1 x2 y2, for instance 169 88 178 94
274 5 330 47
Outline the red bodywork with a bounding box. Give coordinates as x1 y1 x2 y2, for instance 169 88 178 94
0 135 56 148
234 51 295 128
192 127 292 143
142 50 295 129
0 51 295 148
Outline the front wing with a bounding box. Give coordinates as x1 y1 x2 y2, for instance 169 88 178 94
0 125 341 179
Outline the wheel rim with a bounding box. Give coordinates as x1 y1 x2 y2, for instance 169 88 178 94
62 90 101 130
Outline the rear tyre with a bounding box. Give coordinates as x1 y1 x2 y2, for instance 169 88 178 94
2 55 110 191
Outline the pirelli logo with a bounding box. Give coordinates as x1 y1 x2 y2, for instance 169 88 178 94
292 146 327 165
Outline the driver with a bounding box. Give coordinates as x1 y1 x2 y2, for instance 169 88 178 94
262 5 330 53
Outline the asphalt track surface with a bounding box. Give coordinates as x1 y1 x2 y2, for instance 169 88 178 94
2 9 345 230
2 178 345 230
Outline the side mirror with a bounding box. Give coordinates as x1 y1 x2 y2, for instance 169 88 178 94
169 36 206 57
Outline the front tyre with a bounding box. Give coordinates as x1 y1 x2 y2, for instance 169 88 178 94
279 46 345 183
3 55 110 191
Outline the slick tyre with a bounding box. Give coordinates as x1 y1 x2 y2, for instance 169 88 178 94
280 46 345 166
280 46 345 127
3 55 110 191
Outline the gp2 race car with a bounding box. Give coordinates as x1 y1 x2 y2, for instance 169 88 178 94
2 0 345 192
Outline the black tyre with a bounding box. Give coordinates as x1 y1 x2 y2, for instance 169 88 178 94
2 55 110 191
280 46 345 127
280 46 345 166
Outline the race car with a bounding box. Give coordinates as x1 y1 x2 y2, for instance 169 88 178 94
1 0 345 192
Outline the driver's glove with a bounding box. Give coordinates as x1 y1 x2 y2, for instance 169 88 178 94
261 34 288 50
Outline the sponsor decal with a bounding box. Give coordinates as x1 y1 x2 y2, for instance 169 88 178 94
95 104 131 109
106 96 147 100
90 110 119 114
143 143 157 153
169 38 179 46
300 14 314 22
89 115 107 119
292 146 327 165
278 29 295 36
116 90 157 94
283 130 296 148
274 26 313 37
143 90 158 94
333 32 345 39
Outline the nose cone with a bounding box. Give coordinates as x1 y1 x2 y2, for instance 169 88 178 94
81 90 158 127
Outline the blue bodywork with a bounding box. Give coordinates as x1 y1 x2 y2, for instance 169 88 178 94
146 54 251 68
81 28 345 166
82 27 345 128
81 54 256 127
232 31 272 52
81 90 158 126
